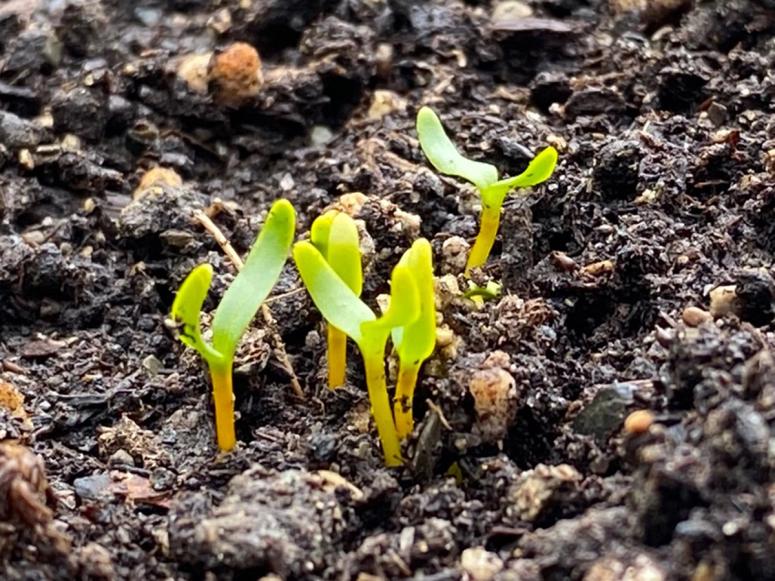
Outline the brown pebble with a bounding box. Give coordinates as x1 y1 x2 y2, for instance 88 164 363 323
682 306 712 327
581 259 614 277
176 53 211 95
208 42 263 107
133 166 183 200
624 410 654 434
551 250 578 272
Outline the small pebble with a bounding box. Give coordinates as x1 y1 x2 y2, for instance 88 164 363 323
624 410 654 434
709 285 737 318
441 236 470 274
461 546 504 581
706 102 728 127
551 250 578 272
492 0 533 24
142 354 163 376
109 449 135 467
134 166 183 199
469 351 518 442
681 306 712 327
310 125 333 146
176 53 211 95
581 259 615 277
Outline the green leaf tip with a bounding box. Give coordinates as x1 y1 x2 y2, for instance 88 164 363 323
293 241 375 343
416 106 498 191
310 210 336 258
212 198 296 359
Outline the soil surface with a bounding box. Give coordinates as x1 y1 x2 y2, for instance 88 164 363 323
1 0 775 579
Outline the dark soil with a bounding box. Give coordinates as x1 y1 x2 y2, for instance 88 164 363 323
1 0 775 579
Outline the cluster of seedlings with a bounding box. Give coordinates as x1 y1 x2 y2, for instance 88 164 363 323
170 108 558 465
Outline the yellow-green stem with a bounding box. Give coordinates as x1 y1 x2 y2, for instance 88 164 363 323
327 325 347 389
394 362 420 440
466 205 501 274
210 362 236 452
363 349 402 467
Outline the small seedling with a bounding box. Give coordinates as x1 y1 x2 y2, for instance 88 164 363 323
294 239 425 466
391 239 436 440
170 199 295 452
310 211 363 389
416 106 558 273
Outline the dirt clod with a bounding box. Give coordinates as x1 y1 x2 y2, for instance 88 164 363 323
170 467 357 577
208 42 263 108
2 0 775 577
468 351 519 443
0 443 54 526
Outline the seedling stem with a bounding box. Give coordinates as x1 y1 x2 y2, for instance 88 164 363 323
394 363 420 440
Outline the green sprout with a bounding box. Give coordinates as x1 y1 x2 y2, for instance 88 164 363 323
310 211 363 389
416 106 558 273
391 239 436 440
170 199 296 452
294 239 429 467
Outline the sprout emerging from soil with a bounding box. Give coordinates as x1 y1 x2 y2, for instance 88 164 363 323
170 199 296 452
416 106 558 273
391 239 436 440
310 210 364 389
294 239 431 466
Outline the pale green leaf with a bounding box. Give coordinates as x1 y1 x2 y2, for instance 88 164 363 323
364 262 419 337
310 210 336 258
392 239 436 364
417 106 498 191
212 199 296 359
481 146 558 208
327 213 363 295
293 241 375 343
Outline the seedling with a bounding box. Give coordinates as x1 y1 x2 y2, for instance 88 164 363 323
294 239 426 466
170 199 295 452
416 106 558 273
391 239 436 440
310 211 363 389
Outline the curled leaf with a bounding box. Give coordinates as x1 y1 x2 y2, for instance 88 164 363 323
170 263 219 361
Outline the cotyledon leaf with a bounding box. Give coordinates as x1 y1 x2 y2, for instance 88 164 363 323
416 106 498 191
363 262 420 338
481 146 558 208
293 241 375 343
326 212 363 295
170 263 218 360
310 210 336 259
392 239 436 364
211 199 296 359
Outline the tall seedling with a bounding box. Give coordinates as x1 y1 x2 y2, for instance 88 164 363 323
170 199 295 451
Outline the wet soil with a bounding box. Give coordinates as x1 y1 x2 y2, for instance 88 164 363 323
1 0 775 579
